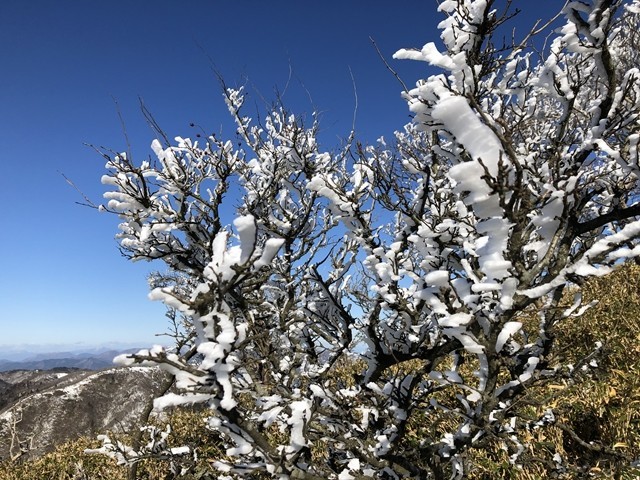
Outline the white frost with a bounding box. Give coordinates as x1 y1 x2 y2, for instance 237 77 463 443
495 322 522 353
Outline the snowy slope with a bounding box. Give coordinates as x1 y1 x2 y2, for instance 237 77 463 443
0 366 167 460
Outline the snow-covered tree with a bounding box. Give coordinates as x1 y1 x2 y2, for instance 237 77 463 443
94 1 640 478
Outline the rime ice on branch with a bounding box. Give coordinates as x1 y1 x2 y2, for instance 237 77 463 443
96 1 640 478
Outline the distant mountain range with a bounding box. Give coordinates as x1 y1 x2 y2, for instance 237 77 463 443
0 345 172 462
0 366 168 461
0 349 141 372
0 342 157 362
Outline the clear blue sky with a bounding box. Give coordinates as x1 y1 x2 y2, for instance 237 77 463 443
0 1 546 348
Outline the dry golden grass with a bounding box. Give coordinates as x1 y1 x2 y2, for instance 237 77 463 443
463 264 640 479
0 436 127 480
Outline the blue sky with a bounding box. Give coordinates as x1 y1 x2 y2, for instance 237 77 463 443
0 1 548 349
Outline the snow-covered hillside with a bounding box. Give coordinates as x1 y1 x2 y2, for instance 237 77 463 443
0 367 167 461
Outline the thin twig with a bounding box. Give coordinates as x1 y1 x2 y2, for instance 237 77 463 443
60 171 100 209
370 37 410 94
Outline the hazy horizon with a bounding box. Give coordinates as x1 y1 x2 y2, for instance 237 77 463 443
0 341 163 361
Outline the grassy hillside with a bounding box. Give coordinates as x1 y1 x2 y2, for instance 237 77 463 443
1 265 639 479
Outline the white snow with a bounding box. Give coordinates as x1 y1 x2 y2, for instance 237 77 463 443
234 214 257 263
495 322 522 353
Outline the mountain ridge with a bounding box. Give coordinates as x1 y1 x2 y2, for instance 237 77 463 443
0 349 143 372
0 366 168 462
